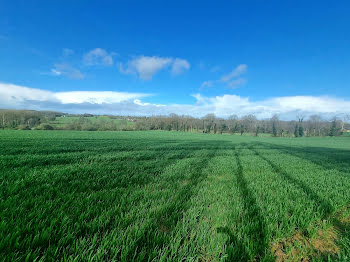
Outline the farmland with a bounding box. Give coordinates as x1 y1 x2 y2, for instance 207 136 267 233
1 130 350 261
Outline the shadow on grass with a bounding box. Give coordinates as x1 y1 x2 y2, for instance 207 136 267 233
1 140 228 261
249 144 334 218
257 142 350 177
247 143 350 259
331 216 350 260
216 226 250 262
116 146 220 261
217 145 271 261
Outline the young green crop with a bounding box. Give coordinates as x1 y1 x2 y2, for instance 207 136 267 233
0 130 349 261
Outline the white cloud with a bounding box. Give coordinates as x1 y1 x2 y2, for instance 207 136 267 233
55 91 148 104
51 63 84 79
171 58 190 75
0 82 149 110
184 94 350 119
50 69 62 76
262 96 350 114
0 83 57 104
120 55 190 80
83 48 114 66
1 82 350 120
120 56 172 80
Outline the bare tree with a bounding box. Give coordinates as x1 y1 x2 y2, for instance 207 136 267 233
308 115 322 136
202 113 216 133
241 115 257 134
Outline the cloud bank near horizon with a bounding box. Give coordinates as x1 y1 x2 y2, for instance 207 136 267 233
1 82 349 120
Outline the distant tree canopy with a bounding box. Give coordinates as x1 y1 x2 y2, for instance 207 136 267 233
0 110 62 129
1 109 349 137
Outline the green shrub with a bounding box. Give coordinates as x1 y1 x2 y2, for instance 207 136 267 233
35 124 55 130
17 125 31 130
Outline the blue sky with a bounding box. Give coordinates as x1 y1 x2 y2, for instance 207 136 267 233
1 0 350 119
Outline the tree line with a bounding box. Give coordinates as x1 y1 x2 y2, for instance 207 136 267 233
134 113 349 137
0 110 61 130
1 109 349 137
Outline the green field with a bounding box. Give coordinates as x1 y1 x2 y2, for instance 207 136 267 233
1 131 350 261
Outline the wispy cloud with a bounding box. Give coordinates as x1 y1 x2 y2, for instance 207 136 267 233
200 80 214 89
2 82 350 120
227 78 246 89
202 64 247 89
83 48 114 66
120 55 190 80
171 58 190 75
220 64 247 82
51 63 84 79
210 66 221 72
28 48 47 57
62 48 74 57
